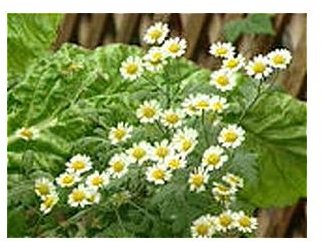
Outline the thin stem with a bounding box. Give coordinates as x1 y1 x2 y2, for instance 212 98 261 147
141 75 168 96
127 200 155 221
155 120 166 135
238 80 263 124
114 208 127 234
201 111 210 146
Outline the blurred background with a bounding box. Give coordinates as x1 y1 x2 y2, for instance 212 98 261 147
46 13 307 237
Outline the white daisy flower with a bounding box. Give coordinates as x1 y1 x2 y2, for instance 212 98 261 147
188 167 209 193
209 42 235 58
162 37 187 58
222 54 245 72
222 173 244 189
120 56 144 81
165 154 187 170
193 94 211 113
191 214 216 238
108 153 130 179
146 164 172 185
16 127 39 141
86 189 101 205
234 211 258 233
126 141 152 165
209 95 229 113
172 127 198 155
143 47 167 72
245 54 273 80
136 99 161 124
143 22 169 45
267 48 292 69
40 192 59 214
56 172 81 188
214 193 236 205
68 184 90 208
66 154 92 175
210 69 237 92
214 210 235 233
151 139 174 162
35 178 56 198
85 171 110 190
218 124 245 149
108 122 133 145
212 182 237 197
181 94 201 116
160 108 185 128
201 145 228 171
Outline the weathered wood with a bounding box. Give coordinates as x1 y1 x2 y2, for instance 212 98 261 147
84 14 108 49
114 14 140 43
180 14 208 58
53 14 78 50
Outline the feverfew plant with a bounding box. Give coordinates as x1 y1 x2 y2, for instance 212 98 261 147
8 21 306 238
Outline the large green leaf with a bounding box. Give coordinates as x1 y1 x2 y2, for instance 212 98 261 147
241 91 307 207
7 13 63 88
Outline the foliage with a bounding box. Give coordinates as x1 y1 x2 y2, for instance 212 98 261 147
223 14 275 42
7 13 63 88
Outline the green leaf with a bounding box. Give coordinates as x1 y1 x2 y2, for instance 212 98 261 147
7 13 63 88
241 91 307 207
223 14 275 42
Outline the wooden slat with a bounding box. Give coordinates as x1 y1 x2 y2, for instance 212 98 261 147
114 14 140 43
53 14 79 50
78 14 91 47
84 14 108 49
180 14 207 58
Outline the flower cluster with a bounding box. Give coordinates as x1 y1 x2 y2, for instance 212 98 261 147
120 22 187 80
191 210 258 238
29 22 293 238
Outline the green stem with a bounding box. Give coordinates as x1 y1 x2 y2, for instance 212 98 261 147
201 111 210 146
141 75 168 96
114 208 127 234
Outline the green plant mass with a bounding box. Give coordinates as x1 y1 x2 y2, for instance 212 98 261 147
7 18 306 238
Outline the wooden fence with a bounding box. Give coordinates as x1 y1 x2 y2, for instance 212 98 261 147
54 13 307 237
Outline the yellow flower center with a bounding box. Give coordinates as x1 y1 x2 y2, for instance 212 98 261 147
112 161 125 173
216 75 229 86
224 131 238 143
155 146 169 158
72 160 86 170
168 159 181 169
20 128 33 139
165 113 180 124
217 184 230 193
44 196 55 208
37 184 50 196
151 52 163 64
132 147 146 160
152 169 165 180
206 154 220 165
195 100 209 109
142 106 156 118
182 139 192 151
219 215 233 227
114 128 126 140
272 54 285 64
72 190 86 202
126 64 138 74
226 58 238 68
252 62 266 73
91 176 103 186
239 216 251 227
62 175 74 185
192 174 204 187
149 29 162 40
216 47 228 55
196 223 209 236
168 43 180 53
213 102 223 111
